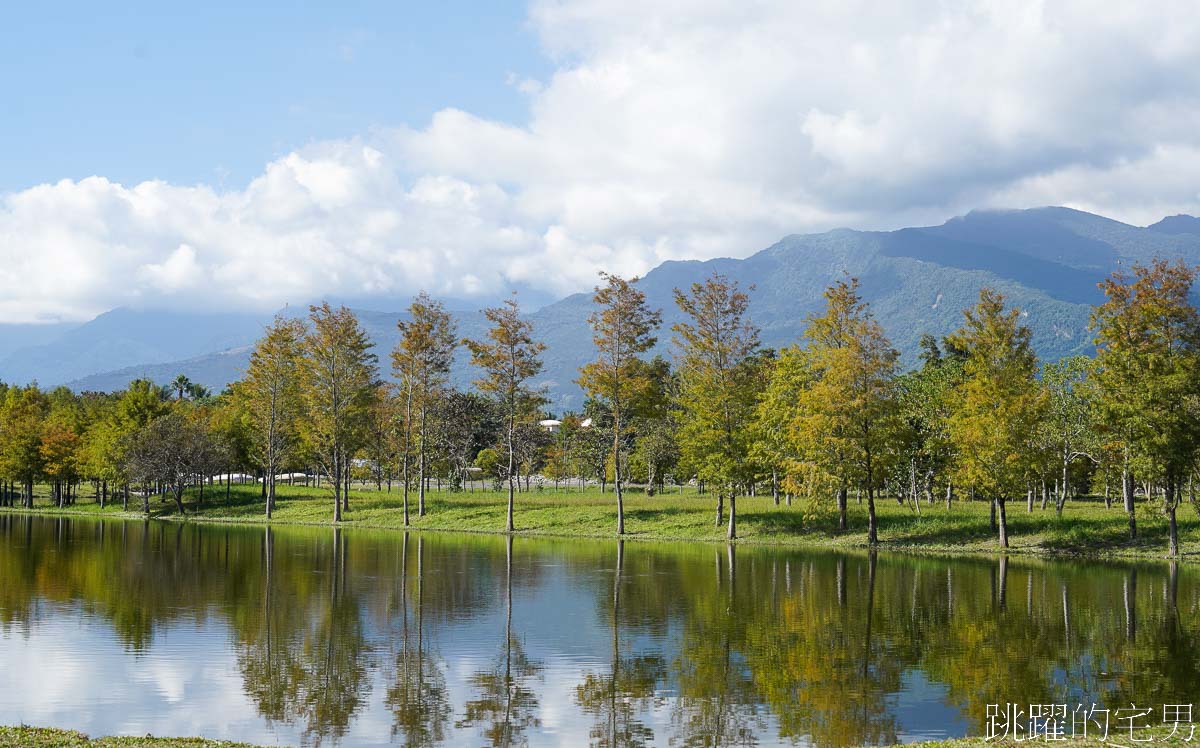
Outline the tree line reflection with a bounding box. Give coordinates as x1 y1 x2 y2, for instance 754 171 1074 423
0 515 1197 747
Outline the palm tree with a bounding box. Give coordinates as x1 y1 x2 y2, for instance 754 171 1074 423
171 374 192 401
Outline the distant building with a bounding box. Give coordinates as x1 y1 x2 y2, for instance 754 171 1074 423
539 419 562 432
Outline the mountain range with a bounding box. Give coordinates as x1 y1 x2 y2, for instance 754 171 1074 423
4 206 1200 411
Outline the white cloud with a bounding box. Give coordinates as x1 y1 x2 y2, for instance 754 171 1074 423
4 0 1200 323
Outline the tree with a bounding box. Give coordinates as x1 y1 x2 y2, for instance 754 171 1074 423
171 374 192 401
946 288 1046 548
893 344 961 512
122 410 224 515
298 303 379 522
755 346 815 508
672 273 761 540
1040 355 1098 515
578 273 663 534
393 292 458 523
430 391 500 491
241 315 306 518
788 279 900 543
1091 260 1200 556
464 295 546 532
0 385 49 508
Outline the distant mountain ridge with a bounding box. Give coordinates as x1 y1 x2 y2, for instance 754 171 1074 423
8 207 1200 411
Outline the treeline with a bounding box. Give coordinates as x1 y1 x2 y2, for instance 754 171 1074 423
2 261 1199 555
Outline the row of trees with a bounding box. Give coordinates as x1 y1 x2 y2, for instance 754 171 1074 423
2 260 1198 555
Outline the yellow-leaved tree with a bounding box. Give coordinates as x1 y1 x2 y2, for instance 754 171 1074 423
947 288 1046 548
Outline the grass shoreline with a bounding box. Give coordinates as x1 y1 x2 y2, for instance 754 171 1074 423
3 482 1197 563
0 725 270 747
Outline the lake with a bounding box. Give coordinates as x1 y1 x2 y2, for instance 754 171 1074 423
0 514 1196 747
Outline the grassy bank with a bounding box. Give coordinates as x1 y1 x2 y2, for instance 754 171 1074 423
0 726 270 747
5 480 1198 560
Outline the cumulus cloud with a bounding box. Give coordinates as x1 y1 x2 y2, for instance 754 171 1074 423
3 0 1200 322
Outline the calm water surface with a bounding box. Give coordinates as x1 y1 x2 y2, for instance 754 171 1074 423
0 514 1197 747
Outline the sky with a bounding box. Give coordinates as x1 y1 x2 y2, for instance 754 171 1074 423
3 0 1200 323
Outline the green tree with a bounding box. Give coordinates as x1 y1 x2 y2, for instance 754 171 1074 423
577 273 663 534
393 292 458 523
672 273 761 540
1040 355 1098 515
464 295 546 532
170 374 192 401
0 385 49 507
947 288 1047 548
1091 260 1200 556
298 303 379 522
789 279 900 543
240 315 306 517
122 410 224 515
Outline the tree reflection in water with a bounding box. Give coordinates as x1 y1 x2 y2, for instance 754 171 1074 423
0 515 1198 747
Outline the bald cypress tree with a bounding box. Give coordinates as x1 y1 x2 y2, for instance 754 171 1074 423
1092 260 1200 556
947 288 1046 549
299 303 379 523
464 295 546 533
393 292 458 523
672 273 760 540
578 273 662 535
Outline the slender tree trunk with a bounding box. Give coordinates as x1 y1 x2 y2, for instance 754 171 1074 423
715 492 723 527
837 484 848 531
333 454 342 523
867 486 878 545
614 413 624 535
727 494 737 540
506 414 515 533
1166 483 1180 558
997 497 1009 548
1123 463 1136 540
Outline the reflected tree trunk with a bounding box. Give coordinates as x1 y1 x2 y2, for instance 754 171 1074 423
1124 568 1137 641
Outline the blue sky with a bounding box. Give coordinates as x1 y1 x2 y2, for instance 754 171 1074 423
2 1 1199 323
1 0 548 190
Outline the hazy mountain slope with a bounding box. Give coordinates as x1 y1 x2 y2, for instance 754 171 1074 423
0 322 79 360
1148 214 1200 235
0 308 271 388
47 207 1200 411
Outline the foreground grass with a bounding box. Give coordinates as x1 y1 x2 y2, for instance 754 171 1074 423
0 726 271 747
7 480 1199 560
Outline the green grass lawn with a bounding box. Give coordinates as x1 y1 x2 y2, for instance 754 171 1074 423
0 726 268 747
6 479 1199 560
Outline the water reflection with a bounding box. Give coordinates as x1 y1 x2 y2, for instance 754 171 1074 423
0 514 1197 747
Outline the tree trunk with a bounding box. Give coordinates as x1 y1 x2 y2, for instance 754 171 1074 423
771 469 779 506
727 494 737 540
506 416 515 533
715 492 723 527
614 417 624 535
1166 485 1179 558
333 456 343 523
837 485 848 531
997 497 1009 548
867 486 878 545
1123 465 1136 540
